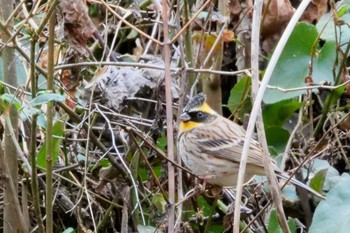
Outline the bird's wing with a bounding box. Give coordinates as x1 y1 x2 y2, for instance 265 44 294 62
193 116 264 166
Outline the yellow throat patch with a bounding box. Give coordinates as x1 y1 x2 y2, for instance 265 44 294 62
179 102 215 132
179 120 202 132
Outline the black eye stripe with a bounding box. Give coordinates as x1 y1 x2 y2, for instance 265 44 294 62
188 111 208 122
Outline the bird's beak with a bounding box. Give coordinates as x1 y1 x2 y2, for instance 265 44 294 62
179 112 191 122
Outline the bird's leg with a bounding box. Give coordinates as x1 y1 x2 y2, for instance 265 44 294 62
197 176 209 192
175 178 206 207
198 173 218 188
175 188 196 206
197 175 224 198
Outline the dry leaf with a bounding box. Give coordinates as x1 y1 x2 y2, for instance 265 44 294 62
39 45 60 69
57 0 97 54
84 56 179 111
222 29 235 42
192 32 222 54
301 0 328 24
261 0 295 53
228 0 242 16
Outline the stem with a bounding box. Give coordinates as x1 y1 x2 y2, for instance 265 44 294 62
45 1 55 231
30 38 45 232
161 2 176 232
183 0 195 89
313 42 350 137
250 0 289 232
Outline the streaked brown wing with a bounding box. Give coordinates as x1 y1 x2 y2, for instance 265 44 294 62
193 116 264 167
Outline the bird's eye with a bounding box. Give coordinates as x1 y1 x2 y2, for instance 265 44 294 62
197 111 204 117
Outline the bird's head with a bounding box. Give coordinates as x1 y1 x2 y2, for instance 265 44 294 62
178 93 217 132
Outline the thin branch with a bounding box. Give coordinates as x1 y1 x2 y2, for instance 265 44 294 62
266 79 350 92
248 1 289 232
55 61 249 76
45 1 55 231
4 114 32 175
98 0 162 45
95 104 146 224
161 1 176 231
129 133 170 203
170 0 213 44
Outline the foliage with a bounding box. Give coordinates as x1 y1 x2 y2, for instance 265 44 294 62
263 23 337 103
0 0 350 232
309 175 350 233
268 209 297 233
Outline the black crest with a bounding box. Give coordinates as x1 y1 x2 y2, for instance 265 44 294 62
183 93 206 112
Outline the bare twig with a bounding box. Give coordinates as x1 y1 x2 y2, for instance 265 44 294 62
95 104 146 224
170 0 213 44
160 1 176 231
248 1 289 232
267 79 350 92
44 1 55 231
98 0 162 45
55 61 249 76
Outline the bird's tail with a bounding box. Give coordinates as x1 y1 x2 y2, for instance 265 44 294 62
276 173 326 200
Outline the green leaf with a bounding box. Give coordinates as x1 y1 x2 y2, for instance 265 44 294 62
37 113 47 128
313 40 337 83
0 93 22 112
282 185 299 202
329 86 345 107
309 169 327 193
268 209 297 233
264 23 337 103
156 135 167 152
0 56 27 86
151 193 167 214
89 4 98 17
137 225 161 233
309 159 342 192
265 127 290 154
309 174 350 233
62 227 75 233
227 76 252 119
19 104 41 120
196 11 225 23
317 9 350 52
126 29 139 40
98 158 110 167
36 120 65 168
337 4 350 17
30 92 65 106
196 196 212 216
19 105 47 128
263 99 302 128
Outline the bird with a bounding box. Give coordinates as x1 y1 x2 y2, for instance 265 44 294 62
177 92 325 199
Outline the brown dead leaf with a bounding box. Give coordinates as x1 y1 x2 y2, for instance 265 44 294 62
228 0 242 17
222 29 235 42
95 166 120 194
39 45 60 69
339 114 350 131
192 32 222 54
301 0 328 24
261 0 295 53
305 75 314 85
57 0 96 54
339 67 350 96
